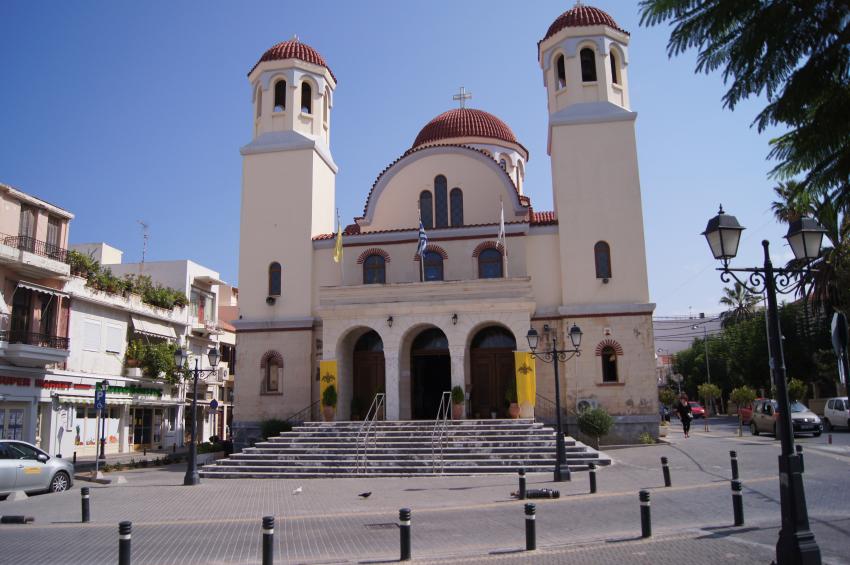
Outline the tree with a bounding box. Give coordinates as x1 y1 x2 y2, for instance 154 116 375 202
719 282 761 327
771 180 810 224
730 386 757 437
787 378 808 402
697 383 722 427
639 1 850 199
577 407 614 449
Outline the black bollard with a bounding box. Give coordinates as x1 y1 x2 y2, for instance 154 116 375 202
73 451 77 465
262 516 274 565
731 480 744 526
730 450 739 480
639 490 651 538
518 468 527 500
795 444 804 473
661 456 671 487
524 503 536 551
399 508 411 561
81 488 90 523
118 521 132 565
589 462 597 494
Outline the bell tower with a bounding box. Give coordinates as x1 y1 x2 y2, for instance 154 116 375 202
538 4 650 310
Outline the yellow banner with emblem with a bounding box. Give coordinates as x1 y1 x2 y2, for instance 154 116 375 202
319 360 338 407
514 352 536 416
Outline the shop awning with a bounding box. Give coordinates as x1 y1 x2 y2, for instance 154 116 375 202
17 281 68 298
131 316 177 340
194 275 226 286
55 395 132 406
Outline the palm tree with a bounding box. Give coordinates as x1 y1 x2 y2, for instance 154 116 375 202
771 180 809 223
719 282 761 327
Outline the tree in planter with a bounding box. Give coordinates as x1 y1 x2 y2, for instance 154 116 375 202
577 407 614 449
658 387 677 424
697 383 722 431
504 379 519 419
730 385 757 437
322 385 338 421
451 386 465 420
787 378 808 403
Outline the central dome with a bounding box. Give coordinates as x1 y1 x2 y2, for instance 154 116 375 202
412 108 518 149
543 4 628 41
249 38 336 81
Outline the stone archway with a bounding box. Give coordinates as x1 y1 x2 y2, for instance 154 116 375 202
410 327 451 419
469 326 517 419
352 330 385 419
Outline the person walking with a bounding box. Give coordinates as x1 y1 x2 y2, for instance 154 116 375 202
675 394 693 438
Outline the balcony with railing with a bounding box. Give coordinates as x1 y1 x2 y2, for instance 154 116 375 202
0 318 71 367
0 233 71 278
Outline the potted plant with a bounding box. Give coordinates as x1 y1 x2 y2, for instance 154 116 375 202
451 386 465 420
577 406 614 449
322 385 338 421
505 380 520 419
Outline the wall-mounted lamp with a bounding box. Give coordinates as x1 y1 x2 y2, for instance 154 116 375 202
451 313 458 325
266 296 276 305
387 316 393 328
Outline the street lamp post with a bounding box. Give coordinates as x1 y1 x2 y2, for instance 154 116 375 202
526 324 582 483
702 206 824 565
98 379 110 461
174 346 221 486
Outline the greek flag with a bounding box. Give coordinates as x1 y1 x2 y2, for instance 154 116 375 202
417 220 428 257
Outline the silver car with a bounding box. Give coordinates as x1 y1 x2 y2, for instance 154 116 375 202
750 399 823 437
0 440 75 496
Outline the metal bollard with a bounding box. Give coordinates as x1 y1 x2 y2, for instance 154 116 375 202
518 468 526 500
524 503 536 551
73 451 77 465
731 480 744 526
399 508 411 561
828 433 833 445
118 521 132 565
589 462 597 494
81 488 90 523
661 456 671 487
262 516 274 565
639 490 651 538
730 450 739 480
795 444 804 473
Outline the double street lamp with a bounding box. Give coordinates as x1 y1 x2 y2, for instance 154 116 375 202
174 345 221 486
526 323 582 482
702 205 825 565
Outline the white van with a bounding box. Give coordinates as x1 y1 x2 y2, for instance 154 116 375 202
823 397 849 431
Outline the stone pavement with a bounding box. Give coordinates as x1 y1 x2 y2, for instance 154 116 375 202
1 418 848 564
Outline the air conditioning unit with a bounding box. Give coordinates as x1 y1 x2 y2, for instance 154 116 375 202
217 367 228 382
576 398 599 413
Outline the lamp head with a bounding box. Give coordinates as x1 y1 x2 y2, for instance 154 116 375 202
568 324 582 349
526 327 540 351
207 346 221 368
702 205 745 262
174 347 188 367
785 216 826 261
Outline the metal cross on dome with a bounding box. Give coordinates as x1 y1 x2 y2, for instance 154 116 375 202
452 86 472 109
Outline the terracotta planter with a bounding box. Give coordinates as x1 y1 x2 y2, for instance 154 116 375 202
508 403 520 419
322 406 336 422
451 403 464 420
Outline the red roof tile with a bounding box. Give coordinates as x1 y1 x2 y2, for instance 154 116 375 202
543 5 628 42
413 109 520 149
530 210 557 226
249 39 336 81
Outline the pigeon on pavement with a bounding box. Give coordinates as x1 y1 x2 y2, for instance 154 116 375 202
358 492 372 499
292 486 303 495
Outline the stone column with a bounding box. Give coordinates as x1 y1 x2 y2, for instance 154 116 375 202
384 348 400 420
449 345 465 391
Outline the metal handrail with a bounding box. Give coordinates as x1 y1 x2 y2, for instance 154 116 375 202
431 391 451 474
2 330 70 350
356 393 385 474
534 393 567 427
283 399 321 425
0 233 69 263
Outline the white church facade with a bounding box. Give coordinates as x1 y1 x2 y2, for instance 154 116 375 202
233 4 658 445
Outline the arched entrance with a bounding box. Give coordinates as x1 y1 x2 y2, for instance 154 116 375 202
469 326 517 419
411 328 451 419
352 330 385 419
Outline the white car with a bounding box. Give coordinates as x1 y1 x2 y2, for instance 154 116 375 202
823 397 849 431
0 440 75 497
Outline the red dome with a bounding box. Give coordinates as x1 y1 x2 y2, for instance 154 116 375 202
543 4 628 41
412 108 519 148
249 39 336 82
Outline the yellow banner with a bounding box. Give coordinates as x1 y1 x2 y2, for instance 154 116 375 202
514 352 536 410
319 360 338 407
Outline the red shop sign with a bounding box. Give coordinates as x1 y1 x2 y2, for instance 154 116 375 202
0 375 31 387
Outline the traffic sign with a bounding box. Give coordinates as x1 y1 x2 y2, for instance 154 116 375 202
95 389 106 411
209 399 219 410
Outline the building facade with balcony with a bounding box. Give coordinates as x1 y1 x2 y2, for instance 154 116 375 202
233 5 658 444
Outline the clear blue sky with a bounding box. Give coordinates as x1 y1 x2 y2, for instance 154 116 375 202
0 1 792 316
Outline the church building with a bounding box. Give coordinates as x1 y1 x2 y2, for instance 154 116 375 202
233 4 658 445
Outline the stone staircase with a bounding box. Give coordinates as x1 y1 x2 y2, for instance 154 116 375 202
199 419 610 479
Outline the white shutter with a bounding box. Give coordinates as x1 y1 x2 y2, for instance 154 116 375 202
105 324 123 354
83 319 101 352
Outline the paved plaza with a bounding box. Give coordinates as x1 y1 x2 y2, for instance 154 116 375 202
2 417 849 564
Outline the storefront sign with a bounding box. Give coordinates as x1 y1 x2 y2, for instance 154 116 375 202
107 385 162 398
0 376 31 387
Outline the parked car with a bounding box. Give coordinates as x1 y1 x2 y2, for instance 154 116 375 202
0 440 74 497
749 399 822 437
688 401 706 419
822 397 849 431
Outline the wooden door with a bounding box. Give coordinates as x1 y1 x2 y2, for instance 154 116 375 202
470 349 516 418
353 351 385 417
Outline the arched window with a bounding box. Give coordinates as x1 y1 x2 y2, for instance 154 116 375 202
434 175 448 228
601 346 618 382
422 251 444 282
610 52 619 85
268 262 282 296
419 191 433 229
363 254 386 284
301 82 312 114
255 86 262 119
450 188 463 227
261 351 283 394
499 159 507 170
556 54 566 89
478 248 503 279
580 48 597 82
274 79 286 111
594 241 611 279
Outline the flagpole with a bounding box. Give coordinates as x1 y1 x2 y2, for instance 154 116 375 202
500 198 508 278
337 209 345 286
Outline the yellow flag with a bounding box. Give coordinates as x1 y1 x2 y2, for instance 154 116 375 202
333 222 343 263
319 360 338 406
514 352 536 410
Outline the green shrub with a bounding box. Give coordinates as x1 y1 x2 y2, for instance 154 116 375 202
451 385 465 405
504 379 517 405
260 419 292 440
638 432 655 444
787 378 808 402
658 387 677 407
577 407 614 448
322 385 338 408
127 340 180 383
